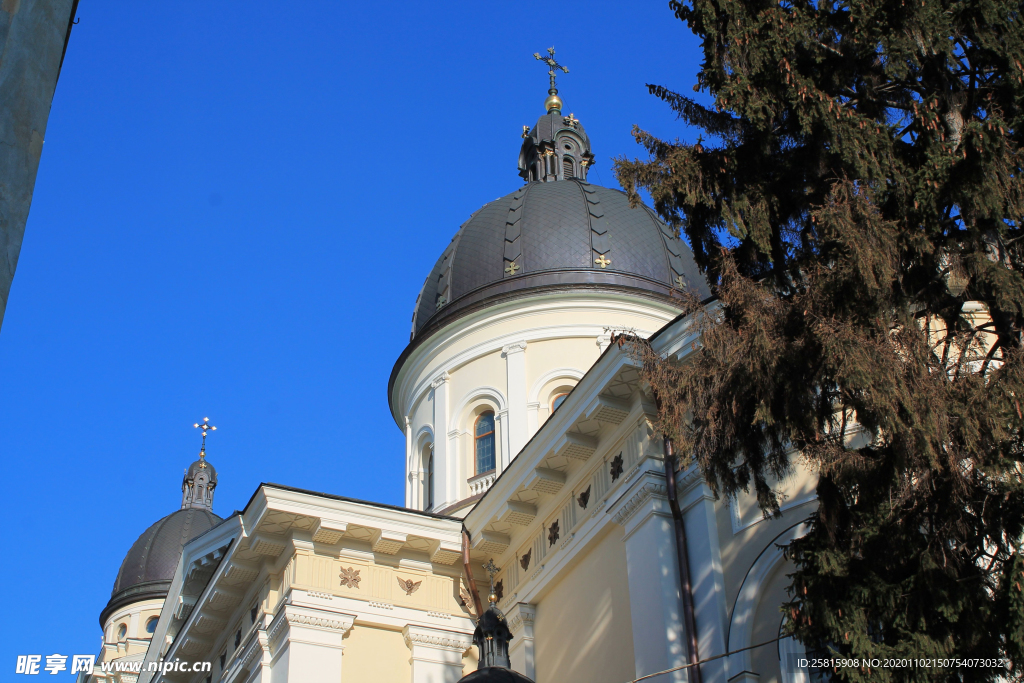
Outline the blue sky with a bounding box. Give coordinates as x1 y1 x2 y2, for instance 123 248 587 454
1 1 703 665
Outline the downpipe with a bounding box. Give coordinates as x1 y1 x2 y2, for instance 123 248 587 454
664 436 703 683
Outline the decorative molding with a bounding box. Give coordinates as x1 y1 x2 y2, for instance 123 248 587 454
520 548 532 571
547 519 560 546
610 453 624 481
506 603 537 635
339 567 361 589
611 482 668 526
502 340 528 355
402 626 474 652
559 532 575 551
577 485 592 510
368 601 394 610
427 611 452 620
431 372 451 389
285 612 354 633
307 591 334 600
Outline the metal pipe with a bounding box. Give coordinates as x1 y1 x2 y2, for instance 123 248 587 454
462 528 484 617
664 436 703 683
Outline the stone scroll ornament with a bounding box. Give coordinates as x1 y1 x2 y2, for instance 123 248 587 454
339 567 361 589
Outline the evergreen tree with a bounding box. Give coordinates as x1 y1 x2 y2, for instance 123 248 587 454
615 0 1024 680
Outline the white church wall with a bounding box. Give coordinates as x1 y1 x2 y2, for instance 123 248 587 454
395 293 680 514
532 526 636 683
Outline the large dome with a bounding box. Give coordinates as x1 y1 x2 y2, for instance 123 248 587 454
409 179 710 342
100 507 222 626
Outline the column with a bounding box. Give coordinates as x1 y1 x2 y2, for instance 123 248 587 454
506 603 536 679
610 471 688 683
267 605 354 683
403 625 474 683
431 372 451 509
502 341 528 462
679 473 730 683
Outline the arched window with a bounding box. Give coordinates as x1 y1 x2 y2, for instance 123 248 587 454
551 393 568 412
426 449 434 511
475 412 496 474
562 156 574 179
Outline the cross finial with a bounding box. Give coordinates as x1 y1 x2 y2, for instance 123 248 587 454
534 47 569 113
193 417 217 459
482 559 500 604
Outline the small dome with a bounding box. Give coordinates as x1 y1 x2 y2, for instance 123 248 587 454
410 179 710 342
185 457 217 484
100 507 222 626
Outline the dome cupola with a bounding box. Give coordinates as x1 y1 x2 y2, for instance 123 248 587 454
518 48 594 183
99 420 224 627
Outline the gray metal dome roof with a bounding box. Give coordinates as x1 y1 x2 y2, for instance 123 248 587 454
410 179 710 341
100 507 222 626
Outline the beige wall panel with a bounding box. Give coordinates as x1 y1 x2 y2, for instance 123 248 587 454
534 528 635 683
341 625 411 683
524 337 595 391
448 351 507 418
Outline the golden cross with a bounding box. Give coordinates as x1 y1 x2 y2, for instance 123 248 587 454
564 113 579 127
193 417 217 460
595 254 611 269
534 47 569 92
505 260 520 275
522 125 530 139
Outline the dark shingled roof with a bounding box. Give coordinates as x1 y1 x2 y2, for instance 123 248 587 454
409 179 710 342
100 507 222 626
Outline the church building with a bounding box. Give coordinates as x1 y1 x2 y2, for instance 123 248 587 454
85 54 819 683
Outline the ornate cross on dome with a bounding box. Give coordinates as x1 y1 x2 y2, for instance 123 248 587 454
482 558 500 604
595 254 611 269
193 417 217 461
534 47 569 92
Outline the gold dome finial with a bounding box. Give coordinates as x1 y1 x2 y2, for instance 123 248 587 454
534 47 569 114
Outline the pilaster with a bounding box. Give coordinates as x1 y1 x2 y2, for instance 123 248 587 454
678 468 730 683
431 372 451 508
267 605 355 683
502 341 528 464
405 416 414 508
402 625 474 683
610 470 688 683
506 602 537 679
